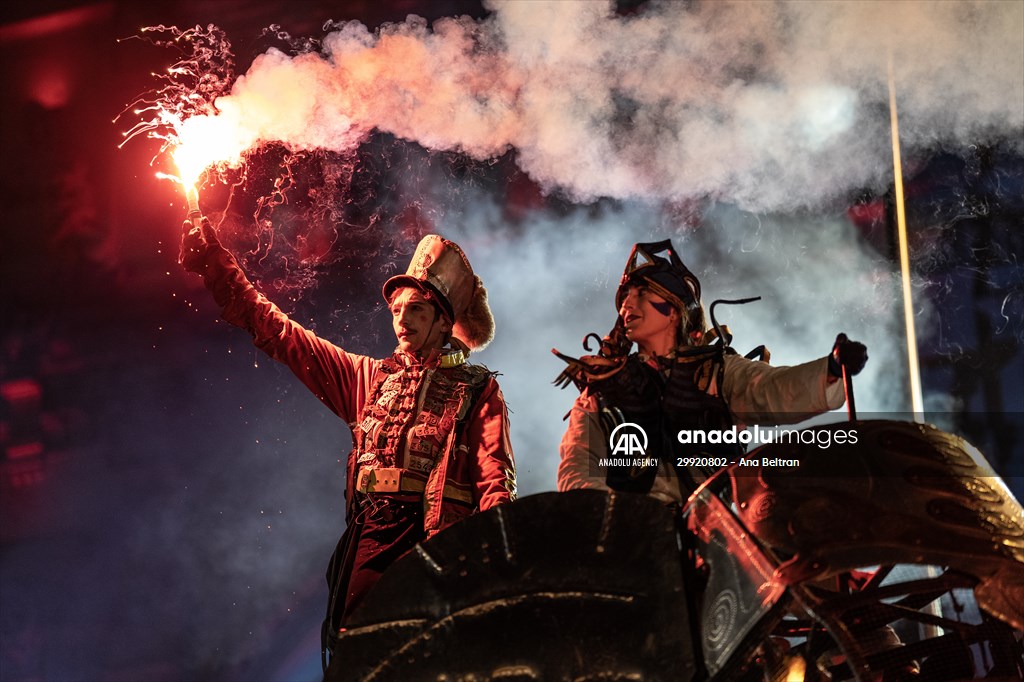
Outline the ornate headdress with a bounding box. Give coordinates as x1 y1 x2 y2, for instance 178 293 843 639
616 240 705 331
382 235 494 353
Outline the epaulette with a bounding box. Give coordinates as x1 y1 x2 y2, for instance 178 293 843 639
441 361 495 387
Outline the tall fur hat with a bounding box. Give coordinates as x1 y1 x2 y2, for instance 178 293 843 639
382 234 495 353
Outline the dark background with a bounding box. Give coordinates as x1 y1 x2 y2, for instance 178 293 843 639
1 1 1021 680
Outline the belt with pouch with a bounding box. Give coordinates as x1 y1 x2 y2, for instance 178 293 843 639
355 467 473 505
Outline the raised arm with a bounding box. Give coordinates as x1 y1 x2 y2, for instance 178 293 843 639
180 218 375 423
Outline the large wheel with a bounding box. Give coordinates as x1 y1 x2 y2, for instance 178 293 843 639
687 419 1024 681
328 490 701 681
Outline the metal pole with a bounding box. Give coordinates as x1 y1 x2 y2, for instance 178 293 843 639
887 53 925 423
889 52 942 640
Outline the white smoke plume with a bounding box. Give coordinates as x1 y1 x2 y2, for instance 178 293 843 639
380 167 907 494
188 0 1022 211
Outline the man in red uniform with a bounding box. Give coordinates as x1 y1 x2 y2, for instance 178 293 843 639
180 220 517 667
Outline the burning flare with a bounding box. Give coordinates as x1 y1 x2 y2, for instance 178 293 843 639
118 25 254 217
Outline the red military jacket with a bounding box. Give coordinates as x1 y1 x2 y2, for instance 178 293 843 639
197 242 517 536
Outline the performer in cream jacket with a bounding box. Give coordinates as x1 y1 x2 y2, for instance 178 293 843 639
554 240 866 506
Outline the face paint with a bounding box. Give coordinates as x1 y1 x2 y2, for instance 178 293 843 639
649 299 674 316
619 284 680 356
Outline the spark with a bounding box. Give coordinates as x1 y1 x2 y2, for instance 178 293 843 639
117 25 242 193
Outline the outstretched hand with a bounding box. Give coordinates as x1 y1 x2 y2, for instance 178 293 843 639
828 333 868 377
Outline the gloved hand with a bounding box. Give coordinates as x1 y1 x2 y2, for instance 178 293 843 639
179 216 219 274
828 333 868 377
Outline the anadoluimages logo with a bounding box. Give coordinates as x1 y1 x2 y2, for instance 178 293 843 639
609 422 648 456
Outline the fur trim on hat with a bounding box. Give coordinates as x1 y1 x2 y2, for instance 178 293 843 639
452 277 494 352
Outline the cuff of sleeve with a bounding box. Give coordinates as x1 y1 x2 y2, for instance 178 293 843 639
822 358 846 410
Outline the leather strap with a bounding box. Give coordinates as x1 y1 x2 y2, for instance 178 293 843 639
356 467 473 505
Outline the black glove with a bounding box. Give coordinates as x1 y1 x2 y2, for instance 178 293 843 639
179 216 219 274
828 333 868 377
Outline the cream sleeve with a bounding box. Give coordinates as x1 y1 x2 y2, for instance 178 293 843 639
720 354 845 425
557 390 612 492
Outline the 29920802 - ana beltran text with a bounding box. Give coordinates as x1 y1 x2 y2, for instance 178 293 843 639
676 424 858 450
595 456 803 469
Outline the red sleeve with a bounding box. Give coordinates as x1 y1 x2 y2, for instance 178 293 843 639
197 241 377 424
464 377 517 511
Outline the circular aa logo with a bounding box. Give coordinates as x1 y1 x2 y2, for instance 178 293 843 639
609 422 648 456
